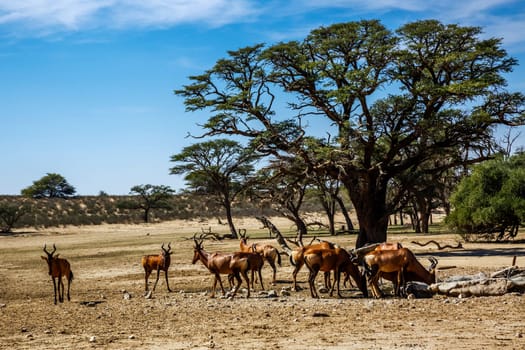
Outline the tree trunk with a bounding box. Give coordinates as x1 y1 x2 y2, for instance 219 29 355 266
143 207 150 223
335 196 355 231
346 177 389 248
223 197 238 238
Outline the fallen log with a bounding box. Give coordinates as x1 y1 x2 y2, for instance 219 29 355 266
430 269 525 297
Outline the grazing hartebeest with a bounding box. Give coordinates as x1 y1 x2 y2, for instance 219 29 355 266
364 247 438 298
239 231 281 284
41 244 74 305
142 243 173 292
192 235 252 298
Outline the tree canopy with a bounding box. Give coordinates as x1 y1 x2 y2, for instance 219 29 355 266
21 173 76 199
446 152 525 241
170 139 259 238
175 19 525 247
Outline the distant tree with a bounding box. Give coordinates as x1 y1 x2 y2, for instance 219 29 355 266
0 203 29 233
446 152 525 241
170 139 259 238
119 184 175 223
21 173 76 198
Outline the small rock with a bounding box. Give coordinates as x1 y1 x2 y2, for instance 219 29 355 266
281 290 291 297
318 287 329 294
128 335 136 340
516 333 523 338
0 303 6 308
267 290 278 298
123 292 132 300
21 327 28 333
89 336 96 343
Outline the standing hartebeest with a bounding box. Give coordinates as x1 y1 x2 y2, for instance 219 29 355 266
192 235 252 298
239 231 281 284
142 243 173 292
41 244 74 305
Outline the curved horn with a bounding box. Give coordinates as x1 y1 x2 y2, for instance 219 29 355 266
427 257 438 271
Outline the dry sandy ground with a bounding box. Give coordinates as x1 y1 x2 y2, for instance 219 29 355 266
0 217 524 350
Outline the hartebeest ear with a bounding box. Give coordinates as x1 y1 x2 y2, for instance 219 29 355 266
55 254 60 258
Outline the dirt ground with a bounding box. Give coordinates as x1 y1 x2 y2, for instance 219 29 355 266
0 217 524 350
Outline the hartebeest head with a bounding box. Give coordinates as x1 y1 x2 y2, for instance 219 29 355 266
160 243 172 269
192 234 205 264
41 244 58 275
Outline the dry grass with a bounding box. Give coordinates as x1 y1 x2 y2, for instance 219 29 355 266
1 217 524 349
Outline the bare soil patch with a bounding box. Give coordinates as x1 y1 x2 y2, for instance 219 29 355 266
1 218 524 349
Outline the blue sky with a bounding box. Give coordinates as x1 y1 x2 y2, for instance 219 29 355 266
1 0 524 195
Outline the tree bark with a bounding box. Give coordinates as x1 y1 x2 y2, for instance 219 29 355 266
346 176 389 248
223 197 238 238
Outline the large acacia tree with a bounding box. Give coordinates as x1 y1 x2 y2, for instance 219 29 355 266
175 19 525 247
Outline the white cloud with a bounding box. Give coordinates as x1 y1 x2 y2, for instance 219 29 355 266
0 0 259 34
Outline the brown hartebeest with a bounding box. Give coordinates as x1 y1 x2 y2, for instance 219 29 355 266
228 248 265 291
289 239 335 291
239 231 281 284
41 244 74 305
142 243 173 292
303 247 362 298
192 235 252 298
364 247 438 298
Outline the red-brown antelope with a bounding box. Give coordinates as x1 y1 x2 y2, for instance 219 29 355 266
303 247 360 298
239 231 281 284
289 238 335 291
142 243 173 292
364 247 438 298
41 244 74 305
228 248 265 291
192 235 252 298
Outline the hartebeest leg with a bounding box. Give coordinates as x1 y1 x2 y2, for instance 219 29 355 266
308 268 319 298
58 276 64 303
144 269 151 291
257 268 264 291
292 262 303 291
52 277 58 305
153 267 161 291
267 258 277 284
164 270 172 292
67 275 71 301
240 270 250 298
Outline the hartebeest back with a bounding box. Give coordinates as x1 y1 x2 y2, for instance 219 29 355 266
41 244 74 305
142 243 173 292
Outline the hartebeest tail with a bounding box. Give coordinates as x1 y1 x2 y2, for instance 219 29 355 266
41 244 74 305
142 243 173 292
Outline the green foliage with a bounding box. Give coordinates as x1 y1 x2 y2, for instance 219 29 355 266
446 152 525 241
0 202 28 233
21 173 76 199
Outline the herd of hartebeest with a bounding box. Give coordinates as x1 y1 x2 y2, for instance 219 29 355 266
41 234 438 304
